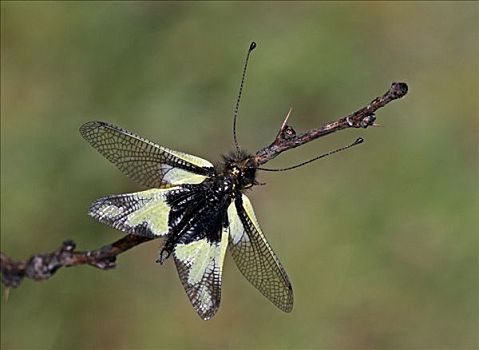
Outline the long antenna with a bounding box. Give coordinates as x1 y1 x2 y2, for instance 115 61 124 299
258 137 364 172
233 41 257 154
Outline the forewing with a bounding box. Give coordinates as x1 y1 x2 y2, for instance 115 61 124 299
173 228 229 320
80 121 214 188
228 194 293 312
88 188 173 237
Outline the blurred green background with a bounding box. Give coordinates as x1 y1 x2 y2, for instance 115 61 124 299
1 2 477 349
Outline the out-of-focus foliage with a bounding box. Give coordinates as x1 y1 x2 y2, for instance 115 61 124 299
1 2 477 349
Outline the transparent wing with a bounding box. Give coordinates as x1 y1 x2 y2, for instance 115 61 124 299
88 188 174 237
228 194 293 312
80 121 214 188
173 228 229 320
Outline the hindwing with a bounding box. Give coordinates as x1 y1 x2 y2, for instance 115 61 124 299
80 121 214 188
227 194 293 312
88 188 173 237
173 227 229 320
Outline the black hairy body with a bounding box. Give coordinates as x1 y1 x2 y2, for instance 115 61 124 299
159 152 258 262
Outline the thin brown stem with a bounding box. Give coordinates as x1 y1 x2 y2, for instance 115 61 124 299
0 82 408 289
254 82 408 165
1 235 155 288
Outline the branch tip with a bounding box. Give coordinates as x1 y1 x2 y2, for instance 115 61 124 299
254 82 409 165
390 82 408 99
1 82 409 289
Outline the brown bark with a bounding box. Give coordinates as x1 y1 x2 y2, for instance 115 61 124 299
254 82 408 165
0 82 408 288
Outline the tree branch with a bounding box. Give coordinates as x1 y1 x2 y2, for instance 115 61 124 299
0 82 408 289
254 82 408 165
1 235 155 288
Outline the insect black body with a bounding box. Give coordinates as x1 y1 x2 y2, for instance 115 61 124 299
159 154 258 263
80 118 286 320
80 41 361 320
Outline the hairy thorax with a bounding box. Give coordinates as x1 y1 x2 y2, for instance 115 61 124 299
218 151 258 191
159 151 258 260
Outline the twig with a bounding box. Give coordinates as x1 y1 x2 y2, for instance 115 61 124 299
1 235 154 288
0 82 408 288
254 82 408 165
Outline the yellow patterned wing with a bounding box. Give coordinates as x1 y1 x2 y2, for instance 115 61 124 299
80 121 214 188
228 194 293 312
173 228 229 320
88 188 174 237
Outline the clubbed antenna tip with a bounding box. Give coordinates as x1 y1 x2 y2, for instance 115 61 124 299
233 41 257 153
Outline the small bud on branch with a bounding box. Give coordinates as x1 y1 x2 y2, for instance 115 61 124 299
0 82 408 288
